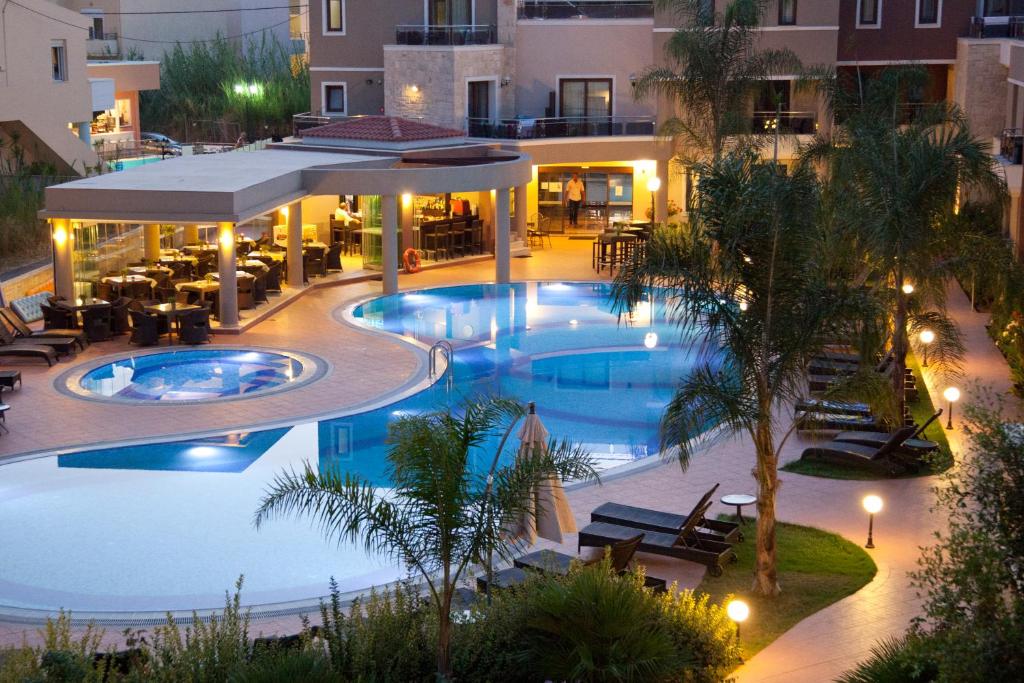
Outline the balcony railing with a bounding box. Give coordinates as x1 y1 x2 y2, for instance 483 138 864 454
969 15 1024 38
466 116 655 139
88 30 118 40
394 24 497 46
518 1 654 20
751 111 817 135
1002 128 1024 164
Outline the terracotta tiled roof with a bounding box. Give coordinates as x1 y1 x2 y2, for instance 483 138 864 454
301 116 464 142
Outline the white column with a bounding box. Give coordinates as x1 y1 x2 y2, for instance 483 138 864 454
495 188 511 284
183 224 200 244
143 224 161 262
217 221 239 327
286 202 303 288
400 193 415 254
656 158 670 223
51 219 75 301
513 183 528 242
382 194 399 294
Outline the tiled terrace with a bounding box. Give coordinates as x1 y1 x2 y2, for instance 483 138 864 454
0 239 1018 682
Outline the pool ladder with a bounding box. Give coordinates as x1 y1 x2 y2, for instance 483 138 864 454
428 340 454 389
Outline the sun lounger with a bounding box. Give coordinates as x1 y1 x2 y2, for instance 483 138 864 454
794 399 872 417
833 411 941 454
799 425 919 474
0 323 75 358
589 483 742 544
577 500 736 577
0 339 57 366
795 410 879 431
0 308 86 349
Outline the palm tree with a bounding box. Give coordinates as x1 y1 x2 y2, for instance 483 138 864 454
254 397 597 680
634 0 802 163
612 151 866 597
804 67 1003 410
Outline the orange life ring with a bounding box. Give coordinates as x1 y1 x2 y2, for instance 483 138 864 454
403 248 422 274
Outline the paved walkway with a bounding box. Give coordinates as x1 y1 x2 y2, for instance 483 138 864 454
1 245 1019 682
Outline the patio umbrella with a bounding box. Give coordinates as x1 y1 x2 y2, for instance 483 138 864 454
505 402 577 545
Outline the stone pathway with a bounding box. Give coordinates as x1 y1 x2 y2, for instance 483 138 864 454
0 245 1018 683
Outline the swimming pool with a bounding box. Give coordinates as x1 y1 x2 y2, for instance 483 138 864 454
0 283 718 618
65 348 324 403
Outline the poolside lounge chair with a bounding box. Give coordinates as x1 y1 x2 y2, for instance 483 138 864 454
799 425 919 474
577 500 736 577
0 308 86 350
0 322 76 358
795 410 878 431
0 337 58 366
589 483 742 544
833 410 941 454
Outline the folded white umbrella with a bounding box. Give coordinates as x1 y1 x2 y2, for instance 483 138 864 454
505 403 577 545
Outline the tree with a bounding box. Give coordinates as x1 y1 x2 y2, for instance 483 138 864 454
805 67 1002 413
634 0 802 162
254 397 597 680
612 151 866 596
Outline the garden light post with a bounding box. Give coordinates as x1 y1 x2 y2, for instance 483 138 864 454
902 283 914 295
727 599 749 652
944 387 960 430
863 495 883 549
646 175 661 226
919 329 935 367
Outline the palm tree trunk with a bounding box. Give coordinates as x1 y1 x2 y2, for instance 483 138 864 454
752 418 780 597
437 574 453 679
893 269 908 419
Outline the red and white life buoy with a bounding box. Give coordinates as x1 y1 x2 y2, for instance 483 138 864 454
403 248 422 274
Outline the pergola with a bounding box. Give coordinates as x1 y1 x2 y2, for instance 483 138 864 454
40 118 533 328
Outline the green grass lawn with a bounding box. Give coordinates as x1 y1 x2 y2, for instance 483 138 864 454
697 517 877 659
781 353 953 480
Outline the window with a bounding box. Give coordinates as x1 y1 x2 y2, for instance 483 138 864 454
697 0 714 25
778 0 797 25
323 83 347 115
917 0 940 25
559 78 612 119
858 0 880 26
324 0 344 33
51 41 67 82
429 0 472 26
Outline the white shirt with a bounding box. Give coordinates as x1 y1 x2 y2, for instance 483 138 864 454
565 178 585 202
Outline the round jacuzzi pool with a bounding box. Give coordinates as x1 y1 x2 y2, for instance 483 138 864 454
63 348 326 403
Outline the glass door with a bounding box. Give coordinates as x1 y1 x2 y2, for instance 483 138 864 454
467 80 492 136
558 79 612 135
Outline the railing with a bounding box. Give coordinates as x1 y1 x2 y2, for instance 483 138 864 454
394 24 497 46
751 111 817 135
88 30 118 40
428 340 454 385
292 112 332 135
518 0 654 20
466 115 656 139
969 15 1024 38
1002 128 1024 163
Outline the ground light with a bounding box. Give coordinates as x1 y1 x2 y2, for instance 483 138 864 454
919 329 935 367
862 495 883 549
646 175 661 224
944 387 961 429
727 599 750 650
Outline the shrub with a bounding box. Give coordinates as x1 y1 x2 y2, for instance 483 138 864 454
226 648 335 683
449 577 535 683
654 589 740 683
836 634 938 683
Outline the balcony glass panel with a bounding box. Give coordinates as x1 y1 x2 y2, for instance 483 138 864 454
518 1 654 20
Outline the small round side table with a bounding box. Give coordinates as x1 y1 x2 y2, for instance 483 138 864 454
720 494 757 524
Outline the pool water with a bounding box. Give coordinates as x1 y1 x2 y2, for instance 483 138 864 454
77 349 311 402
0 283 718 616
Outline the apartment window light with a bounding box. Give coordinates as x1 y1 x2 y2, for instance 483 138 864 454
51 40 67 82
857 0 881 27
917 0 940 26
324 0 345 34
778 0 797 26
323 83 347 115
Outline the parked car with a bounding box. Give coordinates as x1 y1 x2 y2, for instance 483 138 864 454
141 132 182 156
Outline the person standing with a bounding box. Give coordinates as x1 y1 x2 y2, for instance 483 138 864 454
563 173 586 228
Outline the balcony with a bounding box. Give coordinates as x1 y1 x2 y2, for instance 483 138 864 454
466 116 655 139
1002 128 1024 164
518 1 654 20
394 24 497 46
751 111 818 136
86 32 119 59
969 15 1024 38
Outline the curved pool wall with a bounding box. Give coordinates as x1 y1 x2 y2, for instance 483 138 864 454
59 347 327 404
0 282 721 620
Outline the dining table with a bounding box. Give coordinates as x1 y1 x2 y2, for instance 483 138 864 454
144 303 202 345
182 244 219 254
209 271 255 281
159 255 199 265
175 280 220 302
249 250 286 262
61 297 110 311
102 274 156 287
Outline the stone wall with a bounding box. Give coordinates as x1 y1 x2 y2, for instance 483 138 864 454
954 40 1009 142
0 264 54 306
384 45 510 130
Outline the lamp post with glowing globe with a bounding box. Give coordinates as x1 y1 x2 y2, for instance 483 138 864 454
863 495 883 549
727 599 750 651
919 329 935 367
944 387 960 429
646 175 661 227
